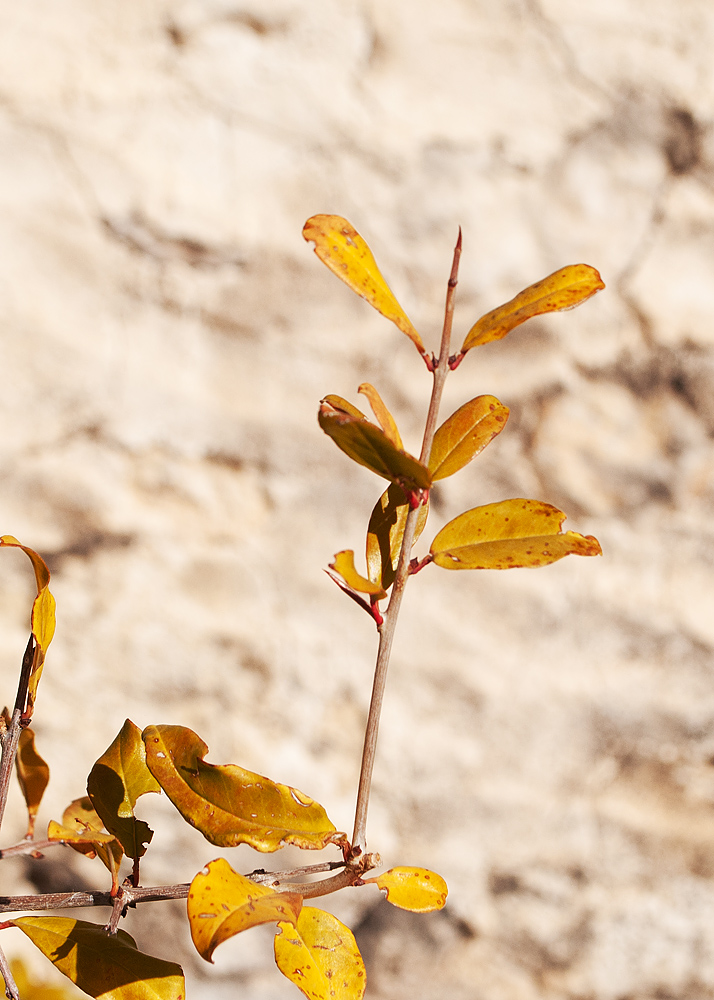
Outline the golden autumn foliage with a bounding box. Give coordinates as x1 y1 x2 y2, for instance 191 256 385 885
0 216 603 1000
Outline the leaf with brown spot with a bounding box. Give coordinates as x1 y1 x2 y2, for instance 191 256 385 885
274 907 366 1000
461 264 605 352
188 858 302 962
430 499 602 569
366 484 429 590
12 917 185 1000
142 725 345 852
364 867 448 912
429 395 509 480
303 215 425 357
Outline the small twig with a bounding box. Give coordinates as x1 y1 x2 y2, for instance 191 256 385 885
0 939 19 1000
0 839 64 860
351 229 462 855
248 860 345 885
105 891 125 935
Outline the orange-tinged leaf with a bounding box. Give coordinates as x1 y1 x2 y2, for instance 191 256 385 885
303 214 425 356
188 858 302 963
87 720 161 859
429 395 509 480
0 536 56 714
366 484 429 590
357 384 402 449
16 727 50 838
12 917 185 1000
274 907 366 1000
143 725 344 852
430 499 602 569
330 551 387 599
319 401 431 493
364 867 448 913
49 798 124 881
461 264 605 352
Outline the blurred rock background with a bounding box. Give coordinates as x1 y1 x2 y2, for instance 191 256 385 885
2 1 714 998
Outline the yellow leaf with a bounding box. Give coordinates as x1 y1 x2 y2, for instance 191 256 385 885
303 214 425 357
429 396 509 480
0 536 56 714
318 400 431 494
87 720 161 859
274 907 366 1000
12 918 185 1000
357 384 402 449
366 484 429 590
188 858 302 963
16 727 50 838
364 867 448 913
142 725 345 852
461 264 605 352
330 551 387 599
430 499 602 569
9 958 82 1000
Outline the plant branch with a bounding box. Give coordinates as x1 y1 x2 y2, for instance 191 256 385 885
0 939 19 1000
0 839 65 860
0 637 35 838
351 230 462 856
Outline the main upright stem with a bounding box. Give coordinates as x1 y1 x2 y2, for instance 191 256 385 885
351 230 462 856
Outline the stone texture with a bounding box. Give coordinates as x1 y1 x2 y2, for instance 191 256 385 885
2 2 714 998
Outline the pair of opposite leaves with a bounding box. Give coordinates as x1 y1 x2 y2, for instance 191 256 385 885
304 216 604 592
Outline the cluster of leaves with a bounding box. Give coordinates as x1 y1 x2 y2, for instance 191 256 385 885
0 216 603 1000
308 216 603 620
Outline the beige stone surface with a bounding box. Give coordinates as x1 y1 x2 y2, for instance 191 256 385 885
2 1 714 998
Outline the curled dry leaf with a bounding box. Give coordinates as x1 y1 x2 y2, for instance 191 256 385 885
429 395 509 481
274 907 366 1000
303 214 425 357
366 484 429 590
188 858 302 963
430 499 602 569
319 400 431 494
12 917 185 1000
15 727 50 838
0 536 56 715
87 719 161 859
143 725 345 852
330 551 387 599
49 798 124 890
461 264 605 353
364 867 448 912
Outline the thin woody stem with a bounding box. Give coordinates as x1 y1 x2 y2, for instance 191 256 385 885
0 839 64 860
0 856 381 915
0 940 19 1000
351 230 462 856
0 636 35 838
